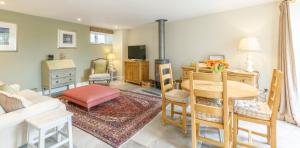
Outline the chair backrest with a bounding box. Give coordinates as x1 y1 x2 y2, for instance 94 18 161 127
189 71 229 124
91 58 108 74
159 64 174 97
267 69 283 120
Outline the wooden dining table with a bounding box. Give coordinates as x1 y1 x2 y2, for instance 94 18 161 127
181 80 259 100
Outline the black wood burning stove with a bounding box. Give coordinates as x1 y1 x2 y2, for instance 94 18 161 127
155 19 170 88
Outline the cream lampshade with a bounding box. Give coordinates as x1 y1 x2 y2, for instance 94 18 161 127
107 53 115 61
238 37 261 72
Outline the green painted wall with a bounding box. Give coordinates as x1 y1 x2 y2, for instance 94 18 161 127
0 9 111 90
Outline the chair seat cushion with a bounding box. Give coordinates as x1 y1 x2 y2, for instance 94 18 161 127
165 89 189 103
196 98 223 123
89 73 110 80
235 100 271 120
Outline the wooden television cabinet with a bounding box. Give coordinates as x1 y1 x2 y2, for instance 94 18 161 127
124 60 149 85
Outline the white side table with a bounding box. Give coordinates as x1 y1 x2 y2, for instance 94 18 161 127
26 110 73 148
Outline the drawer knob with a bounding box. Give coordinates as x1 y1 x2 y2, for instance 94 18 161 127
56 80 59 83
56 75 59 77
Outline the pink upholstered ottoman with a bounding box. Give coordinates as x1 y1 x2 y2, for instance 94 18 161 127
63 84 120 111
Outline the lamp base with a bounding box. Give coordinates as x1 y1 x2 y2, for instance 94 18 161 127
246 64 254 72
245 54 254 72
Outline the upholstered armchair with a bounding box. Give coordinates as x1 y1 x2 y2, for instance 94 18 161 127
89 58 111 84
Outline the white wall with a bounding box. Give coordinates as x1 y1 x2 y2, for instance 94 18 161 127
113 30 128 79
127 2 279 89
127 23 158 79
291 1 300 91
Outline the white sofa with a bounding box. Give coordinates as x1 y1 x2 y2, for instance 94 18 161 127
0 86 66 148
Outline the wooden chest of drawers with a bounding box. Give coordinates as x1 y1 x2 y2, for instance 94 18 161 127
42 59 76 96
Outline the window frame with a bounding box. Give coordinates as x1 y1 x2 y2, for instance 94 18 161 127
90 31 113 45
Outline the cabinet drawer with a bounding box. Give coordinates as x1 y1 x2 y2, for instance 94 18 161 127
51 78 64 87
51 76 75 87
51 69 75 79
64 76 75 83
228 75 254 86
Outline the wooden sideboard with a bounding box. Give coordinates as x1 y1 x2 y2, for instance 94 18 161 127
125 60 149 85
42 59 76 96
181 66 259 88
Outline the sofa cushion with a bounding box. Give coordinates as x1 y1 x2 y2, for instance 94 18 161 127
0 91 32 112
0 84 18 94
16 90 51 104
0 105 5 115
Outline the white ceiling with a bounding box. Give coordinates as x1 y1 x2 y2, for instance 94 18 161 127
0 0 276 29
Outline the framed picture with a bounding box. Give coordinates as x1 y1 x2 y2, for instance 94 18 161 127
57 29 76 48
209 55 225 60
0 21 17 51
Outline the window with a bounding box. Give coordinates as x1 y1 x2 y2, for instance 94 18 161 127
0 27 9 45
90 31 113 44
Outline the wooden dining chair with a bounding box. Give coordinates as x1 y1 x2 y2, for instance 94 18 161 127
233 69 283 148
159 63 190 134
190 71 233 148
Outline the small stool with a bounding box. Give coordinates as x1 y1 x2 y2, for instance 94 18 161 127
26 110 73 148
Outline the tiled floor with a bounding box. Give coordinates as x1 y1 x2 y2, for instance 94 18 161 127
70 81 300 148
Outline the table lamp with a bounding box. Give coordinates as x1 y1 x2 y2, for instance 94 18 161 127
238 37 261 72
107 53 115 71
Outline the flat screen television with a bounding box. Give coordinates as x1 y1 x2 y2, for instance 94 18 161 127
128 45 146 60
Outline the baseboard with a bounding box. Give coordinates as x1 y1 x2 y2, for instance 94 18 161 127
116 75 124 81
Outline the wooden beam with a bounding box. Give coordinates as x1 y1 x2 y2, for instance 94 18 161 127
90 26 114 34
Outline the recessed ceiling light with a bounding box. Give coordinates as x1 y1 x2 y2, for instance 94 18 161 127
77 18 82 22
0 1 6 5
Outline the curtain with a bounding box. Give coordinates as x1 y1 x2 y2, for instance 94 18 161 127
278 0 300 126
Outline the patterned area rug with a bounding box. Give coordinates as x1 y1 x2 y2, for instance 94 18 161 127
61 90 161 148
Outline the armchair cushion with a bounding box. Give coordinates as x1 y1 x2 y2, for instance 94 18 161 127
94 60 107 74
89 73 111 81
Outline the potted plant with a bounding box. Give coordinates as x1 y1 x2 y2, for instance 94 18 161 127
206 60 229 73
